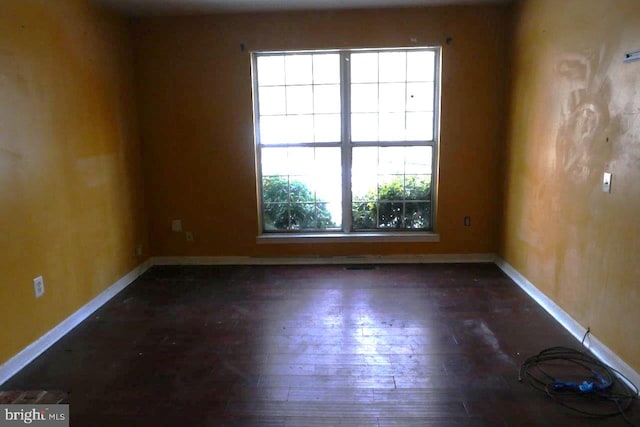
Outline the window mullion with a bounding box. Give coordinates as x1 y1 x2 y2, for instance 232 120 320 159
431 49 441 232
252 54 267 233
340 51 353 233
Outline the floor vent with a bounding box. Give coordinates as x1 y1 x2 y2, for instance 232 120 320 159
344 265 377 270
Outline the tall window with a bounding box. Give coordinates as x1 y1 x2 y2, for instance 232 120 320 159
253 48 439 233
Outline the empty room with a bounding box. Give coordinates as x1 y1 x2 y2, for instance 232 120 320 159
0 0 638 425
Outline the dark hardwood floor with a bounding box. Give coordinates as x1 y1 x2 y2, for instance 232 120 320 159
2 263 638 426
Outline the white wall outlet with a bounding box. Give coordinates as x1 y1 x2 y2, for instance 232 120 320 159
185 232 194 242
33 276 45 298
602 172 612 193
135 244 143 256
171 219 182 232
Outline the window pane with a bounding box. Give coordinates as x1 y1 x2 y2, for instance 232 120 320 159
407 51 435 82
257 56 285 86
349 50 437 144
406 82 434 112
351 113 378 141
405 146 432 174
291 202 316 230
313 54 340 84
315 177 342 201
378 147 405 174
352 147 382 229
351 146 377 201
259 115 287 144
379 83 405 113
263 202 287 231
405 175 431 200
404 202 430 229
314 114 341 143
288 148 315 176
286 85 313 114
262 177 289 203
378 202 403 228
289 177 315 201
262 146 341 178
285 55 312 85
406 112 433 141
261 147 289 176
261 147 341 231
379 113 405 142
259 86 286 115
378 175 404 201
314 147 342 175
286 115 314 143
350 52 378 83
351 146 432 230
315 148 342 203
379 52 406 82
317 202 341 229
313 84 340 114
352 202 377 229
351 83 378 113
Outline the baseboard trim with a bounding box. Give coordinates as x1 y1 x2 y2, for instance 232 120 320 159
152 253 496 266
495 256 640 394
0 258 153 386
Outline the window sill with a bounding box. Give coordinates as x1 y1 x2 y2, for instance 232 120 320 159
256 232 440 244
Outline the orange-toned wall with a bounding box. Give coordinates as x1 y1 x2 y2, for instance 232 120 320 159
0 0 147 365
501 0 640 372
133 5 509 257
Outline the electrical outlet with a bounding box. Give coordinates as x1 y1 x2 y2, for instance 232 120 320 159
171 219 182 232
135 244 143 257
33 276 45 298
464 216 471 227
602 172 612 193
185 232 194 242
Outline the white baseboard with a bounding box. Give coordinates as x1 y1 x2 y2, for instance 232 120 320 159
152 253 496 266
495 256 640 394
0 258 153 386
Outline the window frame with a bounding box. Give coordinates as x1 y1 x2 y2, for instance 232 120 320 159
252 46 441 237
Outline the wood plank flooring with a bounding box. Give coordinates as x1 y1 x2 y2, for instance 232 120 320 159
2 263 638 426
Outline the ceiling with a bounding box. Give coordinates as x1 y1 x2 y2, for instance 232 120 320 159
94 0 509 16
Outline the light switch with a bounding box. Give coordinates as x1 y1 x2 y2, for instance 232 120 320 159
602 172 612 193
624 50 640 63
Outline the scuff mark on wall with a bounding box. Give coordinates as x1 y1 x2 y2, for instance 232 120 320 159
555 47 612 185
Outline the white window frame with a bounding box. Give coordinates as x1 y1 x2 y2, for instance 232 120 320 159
252 47 441 242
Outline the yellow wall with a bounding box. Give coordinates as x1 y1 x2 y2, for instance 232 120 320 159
501 0 640 372
133 5 509 257
0 0 147 365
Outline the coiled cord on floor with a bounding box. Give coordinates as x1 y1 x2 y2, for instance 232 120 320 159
519 344 638 426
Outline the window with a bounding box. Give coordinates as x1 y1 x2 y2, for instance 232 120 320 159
252 48 439 234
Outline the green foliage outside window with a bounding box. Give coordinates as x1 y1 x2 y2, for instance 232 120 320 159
262 175 431 231
262 176 335 230
352 176 431 229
